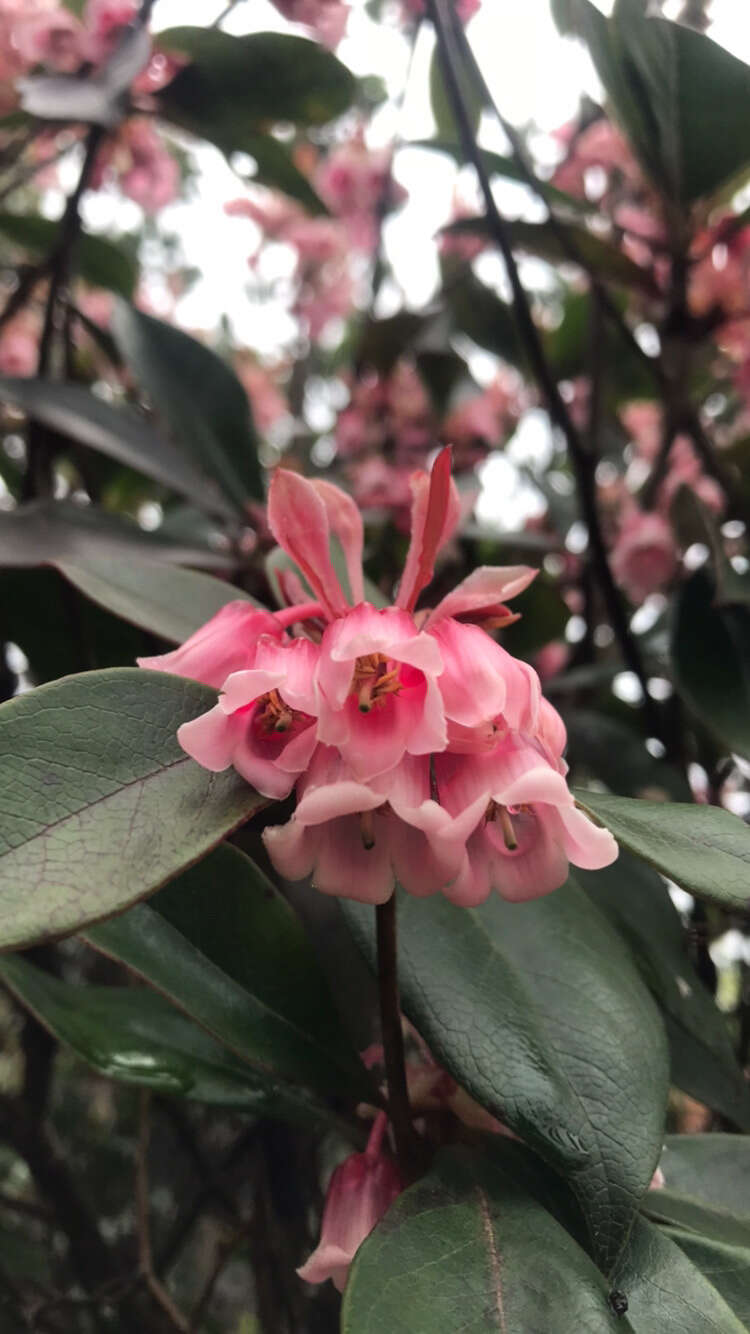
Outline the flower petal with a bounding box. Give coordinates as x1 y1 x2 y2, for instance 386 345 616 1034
177 705 236 771
396 449 461 613
312 478 365 604
425 565 537 629
138 603 281 688
267 468 349 619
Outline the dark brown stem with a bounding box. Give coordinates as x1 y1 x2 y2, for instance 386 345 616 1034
136 1093 190 1333
427 0 661 737
375 896 418 1178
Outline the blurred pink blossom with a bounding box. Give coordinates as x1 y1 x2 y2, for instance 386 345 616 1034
271 0 349 48
611 507 679 602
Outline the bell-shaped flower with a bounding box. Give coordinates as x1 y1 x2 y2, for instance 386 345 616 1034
177 637 319 800
263 747 484 902
297 1114 401 1292
315 603 446 780
434 733 618 906
137 602 284 688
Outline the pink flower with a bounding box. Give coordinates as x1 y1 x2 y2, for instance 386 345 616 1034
83 0 136 62
297 1114 401 1292
400 0 480 23
95 120 179 214
611 508 679 602
0 317 38 375
271 0 349 49
13 8 85 72
434 734 618 905
621 401 662 463
235 359 289 432
137 602 286 689
316 137 406 252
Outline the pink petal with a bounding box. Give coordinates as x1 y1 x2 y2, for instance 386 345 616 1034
264 818 319 882
218 669 286 715
297 1244 351 1293
556 804 619 870
443 850 492 907
274 724 319 774
177 705 236 771
425 565 537 629
312 816 394 903
295 777 384 825
430 619 507 727
312 478 365 604
138 603 281 688
486 816 570 901
396 449 461 613
254 635 321 714
402 674 447 757
267 469 349 619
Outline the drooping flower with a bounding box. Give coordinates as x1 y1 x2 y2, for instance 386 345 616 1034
611 507 679 603
297 1113 401 1292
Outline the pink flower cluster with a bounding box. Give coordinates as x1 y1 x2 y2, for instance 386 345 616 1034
141 453 617 905
270 0 350 49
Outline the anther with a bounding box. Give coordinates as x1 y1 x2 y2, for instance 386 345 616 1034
498 805 518 851
360 811 375 850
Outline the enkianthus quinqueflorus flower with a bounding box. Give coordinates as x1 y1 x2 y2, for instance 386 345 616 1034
140 449 618 903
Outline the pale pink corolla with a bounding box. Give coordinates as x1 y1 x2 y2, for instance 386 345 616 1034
316 138 407 252
620 400 662 463
0 317 38 375
297 1114 400 1292
659 436 725 516
178 636 320 800
434 734 617 905
400 0 480 23
235 359 289 432
13 8 85 72
83 0 136 62
263 747 483 902
271 0 349 49
611 508 678 603
137 602 286 689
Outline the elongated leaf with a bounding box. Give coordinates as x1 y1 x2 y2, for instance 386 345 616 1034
643 1191 750 1251
573 789 750 910
157 29 355 138
612 1216 746 1333
0 669 263 950
0 378 237 520
442 264 522 365
578 855 750 1128
411 137 593 213
86 846 371 1104
0 212 136 297
672 568 750 762
0 501 232 572
659 1135 750 1219
226 133 328 215
58 555 255 643
443 215 655 291
111 301 263 507
429 44 482 140
343 879 668 1272
665 1229 750 1326
564 712 691 801
0 952 327 1120
343 1145 621 1333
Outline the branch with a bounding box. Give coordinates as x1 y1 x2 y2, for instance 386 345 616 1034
426 0 661 735
136 1093 190 1334
375 897 420 1179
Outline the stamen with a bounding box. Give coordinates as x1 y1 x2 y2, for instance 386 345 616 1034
358 678 375 713
498 805 518 851
360 811 375 850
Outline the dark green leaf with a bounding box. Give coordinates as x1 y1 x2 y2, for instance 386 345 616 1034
58 555 256 643
0 212 136 297
0 668 263 950
442 264 522 365
86 844 371 1104
443 215 656 291
111 301 263 507
580 855 750 1129
665 1228 750 1326
343 1145 621 1333
429 44 482 140
643 1190 750 1251
0 952 326 1119
411 137 594 213
612 1215 746 1333
564 711 691 801
0 378 237 520
500 574 569 659
573 788 750 910
232 134 329 215
343 879 668 1272
0 500 233 572
157 29 355 136
659 1135 750 1218
671 567 750 762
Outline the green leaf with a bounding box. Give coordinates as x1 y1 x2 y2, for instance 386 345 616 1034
573 788 750 910
411 137 594 213
228 133 329 215
429 45 482 141
157 29 355 136
671 567 750 762
86 844 371 1104
0 952 327 1119
579 855 750 1130
442 264 522 365
564 712 691 801
643 1190 750 1252
0 669 263 950
0 500 233 572
0 378 237 521
659 1135 750 1218
57 555 256 643
612 1215 747 1333
343 879 668 1272
443 215 656 292
343 1145 621 1333
0 212 137 297
665 1229 750 1326
111 301 263 507
500 574 569 659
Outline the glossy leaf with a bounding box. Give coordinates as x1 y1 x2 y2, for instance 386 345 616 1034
442 264 522 366
157 28 355 135
58 555 255 643
612 1216 747 1333
579 855 750 1129
429 44 482 141
0 952 329 1120
233 133 329 214
343 1145 621 1333
111 301 263 507
573 788 750 910
659 1135 750 1218
671 567 750 762
643 1190 750 1252
0 669 264 950
86 844 371 1104
0 378 237 520
0 212 136 297
665 1229 750 1327
0 500 233 572
343 879 668 1272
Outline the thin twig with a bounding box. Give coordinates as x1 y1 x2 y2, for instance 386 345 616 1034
427 0 661 735
136 1093 190 1334
375 897 419 1179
